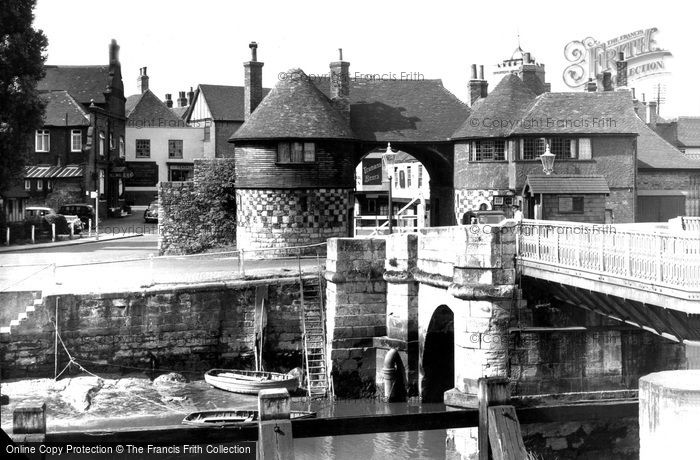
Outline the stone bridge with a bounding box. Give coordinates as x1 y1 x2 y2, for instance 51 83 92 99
324 218 700 401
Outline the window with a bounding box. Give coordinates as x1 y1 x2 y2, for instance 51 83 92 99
407 166 412 188
522 138 546 160
399 170 406 188
99 169 105 196
203 124 211 142
471 140 506 161
418 165 423 187
168 139 183 158
24 180 31 191
522 137 579 160
277 142 316 163
558 196 584 213
135 139 150 158
71 130 82 152
99 131 105 157
47 180 52 191
394 167 398 188
35 130 50 152
168 164 194 181
579 138 592 160
37 180 43 191
550 138 577 158
119 136 125 158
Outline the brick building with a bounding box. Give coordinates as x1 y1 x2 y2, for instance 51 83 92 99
26 39 126 216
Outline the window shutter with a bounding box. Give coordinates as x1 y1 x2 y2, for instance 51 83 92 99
579 138 592 159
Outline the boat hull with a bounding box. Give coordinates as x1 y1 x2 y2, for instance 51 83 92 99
204 369 299 395
182 409 316 427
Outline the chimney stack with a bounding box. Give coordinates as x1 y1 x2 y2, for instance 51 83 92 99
187 87 194 106
602 71 613 91
647 100 658 126
586 78 598 92
165 93 173 108
177 91 187 107
109 39 120 65
468 64 488 106
137 67 149 94
330 48 350 119
616 52 628 88
244 41 264 120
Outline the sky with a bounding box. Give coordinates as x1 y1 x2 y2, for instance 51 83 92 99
33 0 700 119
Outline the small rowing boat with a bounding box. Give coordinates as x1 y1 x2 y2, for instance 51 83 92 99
182 409 316 426
204 369 299 395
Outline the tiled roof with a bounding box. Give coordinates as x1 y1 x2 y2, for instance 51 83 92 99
41 91 90 126
125 94 143 117
194 84 271 121
523 174 610 194
313 77 469 142
24 165 84 179
452 74 639 138
126 90 184 125
676 117 700 147
170 106 188 119
231 69 356 141
636 117 700 169
38 66 111 105
452 74 536 139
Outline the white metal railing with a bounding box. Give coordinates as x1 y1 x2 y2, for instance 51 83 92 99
354 197 422 236
682 217 700 233
519 219 700 291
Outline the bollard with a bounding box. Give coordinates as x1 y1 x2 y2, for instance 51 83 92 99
88 218 92 235
4 227 9 246
51 223 56 242
478 377 510 460
13 401 46 442
69 222 74 240
31 225 35 244
258 389 295 460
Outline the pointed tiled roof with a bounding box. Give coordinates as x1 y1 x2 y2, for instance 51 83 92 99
676 117 700 147
188 84 271 122
38 66 111 104
452 74 536 139
41 91 90 126
636 117 700 169
313 78 469 142
231 69 356 141
126 90 185 125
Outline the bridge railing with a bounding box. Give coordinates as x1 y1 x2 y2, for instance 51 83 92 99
519 219 700 291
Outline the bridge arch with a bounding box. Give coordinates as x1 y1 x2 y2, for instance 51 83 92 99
421 304 454 402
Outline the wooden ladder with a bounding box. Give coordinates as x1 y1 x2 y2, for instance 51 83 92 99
299 273 330 399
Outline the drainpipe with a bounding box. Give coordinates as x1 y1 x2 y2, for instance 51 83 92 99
382 348 406 402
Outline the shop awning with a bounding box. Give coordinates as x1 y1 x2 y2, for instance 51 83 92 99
24 165 84 179
523 175 610 195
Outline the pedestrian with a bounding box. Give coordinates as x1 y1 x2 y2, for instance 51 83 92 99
512 204 523 222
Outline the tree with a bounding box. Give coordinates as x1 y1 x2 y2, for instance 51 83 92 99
0 0 47 193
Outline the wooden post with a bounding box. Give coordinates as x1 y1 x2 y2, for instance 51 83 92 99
31 225 35 244
54 297 59 379
5 227 9 246
258 388 295 460
13 401 46 442
488 405 527 460
69 222 74 240
51 223 56 242
478 377 509 460
239 249 245 276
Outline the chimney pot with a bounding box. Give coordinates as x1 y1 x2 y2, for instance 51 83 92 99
523 52 531 63
137 66 149 94
249 41 258 62
470 64 477 80
602 71 613 91
339 48 343 61
165 93 172 108
244 42 264 119
586 78 598 92
479 65 484 80
187 87 194 106
177 91 187 107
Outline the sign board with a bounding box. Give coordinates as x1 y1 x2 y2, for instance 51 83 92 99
125 162 158 187
362 158 382 186
90 191 98 199
563 27 672 90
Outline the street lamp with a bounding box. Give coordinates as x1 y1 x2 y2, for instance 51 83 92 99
539 144 555 175
382 143 397 234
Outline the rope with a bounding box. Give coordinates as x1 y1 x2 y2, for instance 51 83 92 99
0 263 53 292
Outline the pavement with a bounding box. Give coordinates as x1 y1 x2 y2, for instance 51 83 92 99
0 213 323 295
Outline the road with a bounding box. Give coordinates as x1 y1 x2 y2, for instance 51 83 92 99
0 213 323 295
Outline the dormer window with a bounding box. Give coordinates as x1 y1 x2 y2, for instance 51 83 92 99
470 140 506 161
277 142 316 164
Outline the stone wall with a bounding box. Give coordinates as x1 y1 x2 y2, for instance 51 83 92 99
0 277 312 379
236 188 351 256
158 158 236 255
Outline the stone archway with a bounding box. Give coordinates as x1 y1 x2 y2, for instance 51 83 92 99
421 305 454 402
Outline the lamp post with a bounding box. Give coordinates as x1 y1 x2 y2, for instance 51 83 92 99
382 143 396 235
539 144 555 175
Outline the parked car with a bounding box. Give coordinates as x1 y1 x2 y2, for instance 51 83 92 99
25 206 57 225
144 201 159 223
25 206 77 234
58 204 95 228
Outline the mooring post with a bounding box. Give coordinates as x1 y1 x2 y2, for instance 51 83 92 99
12 400 46 442
257 388 295 460
478 377 510 460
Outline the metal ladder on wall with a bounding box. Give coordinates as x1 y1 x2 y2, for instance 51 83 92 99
299 268 332 398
